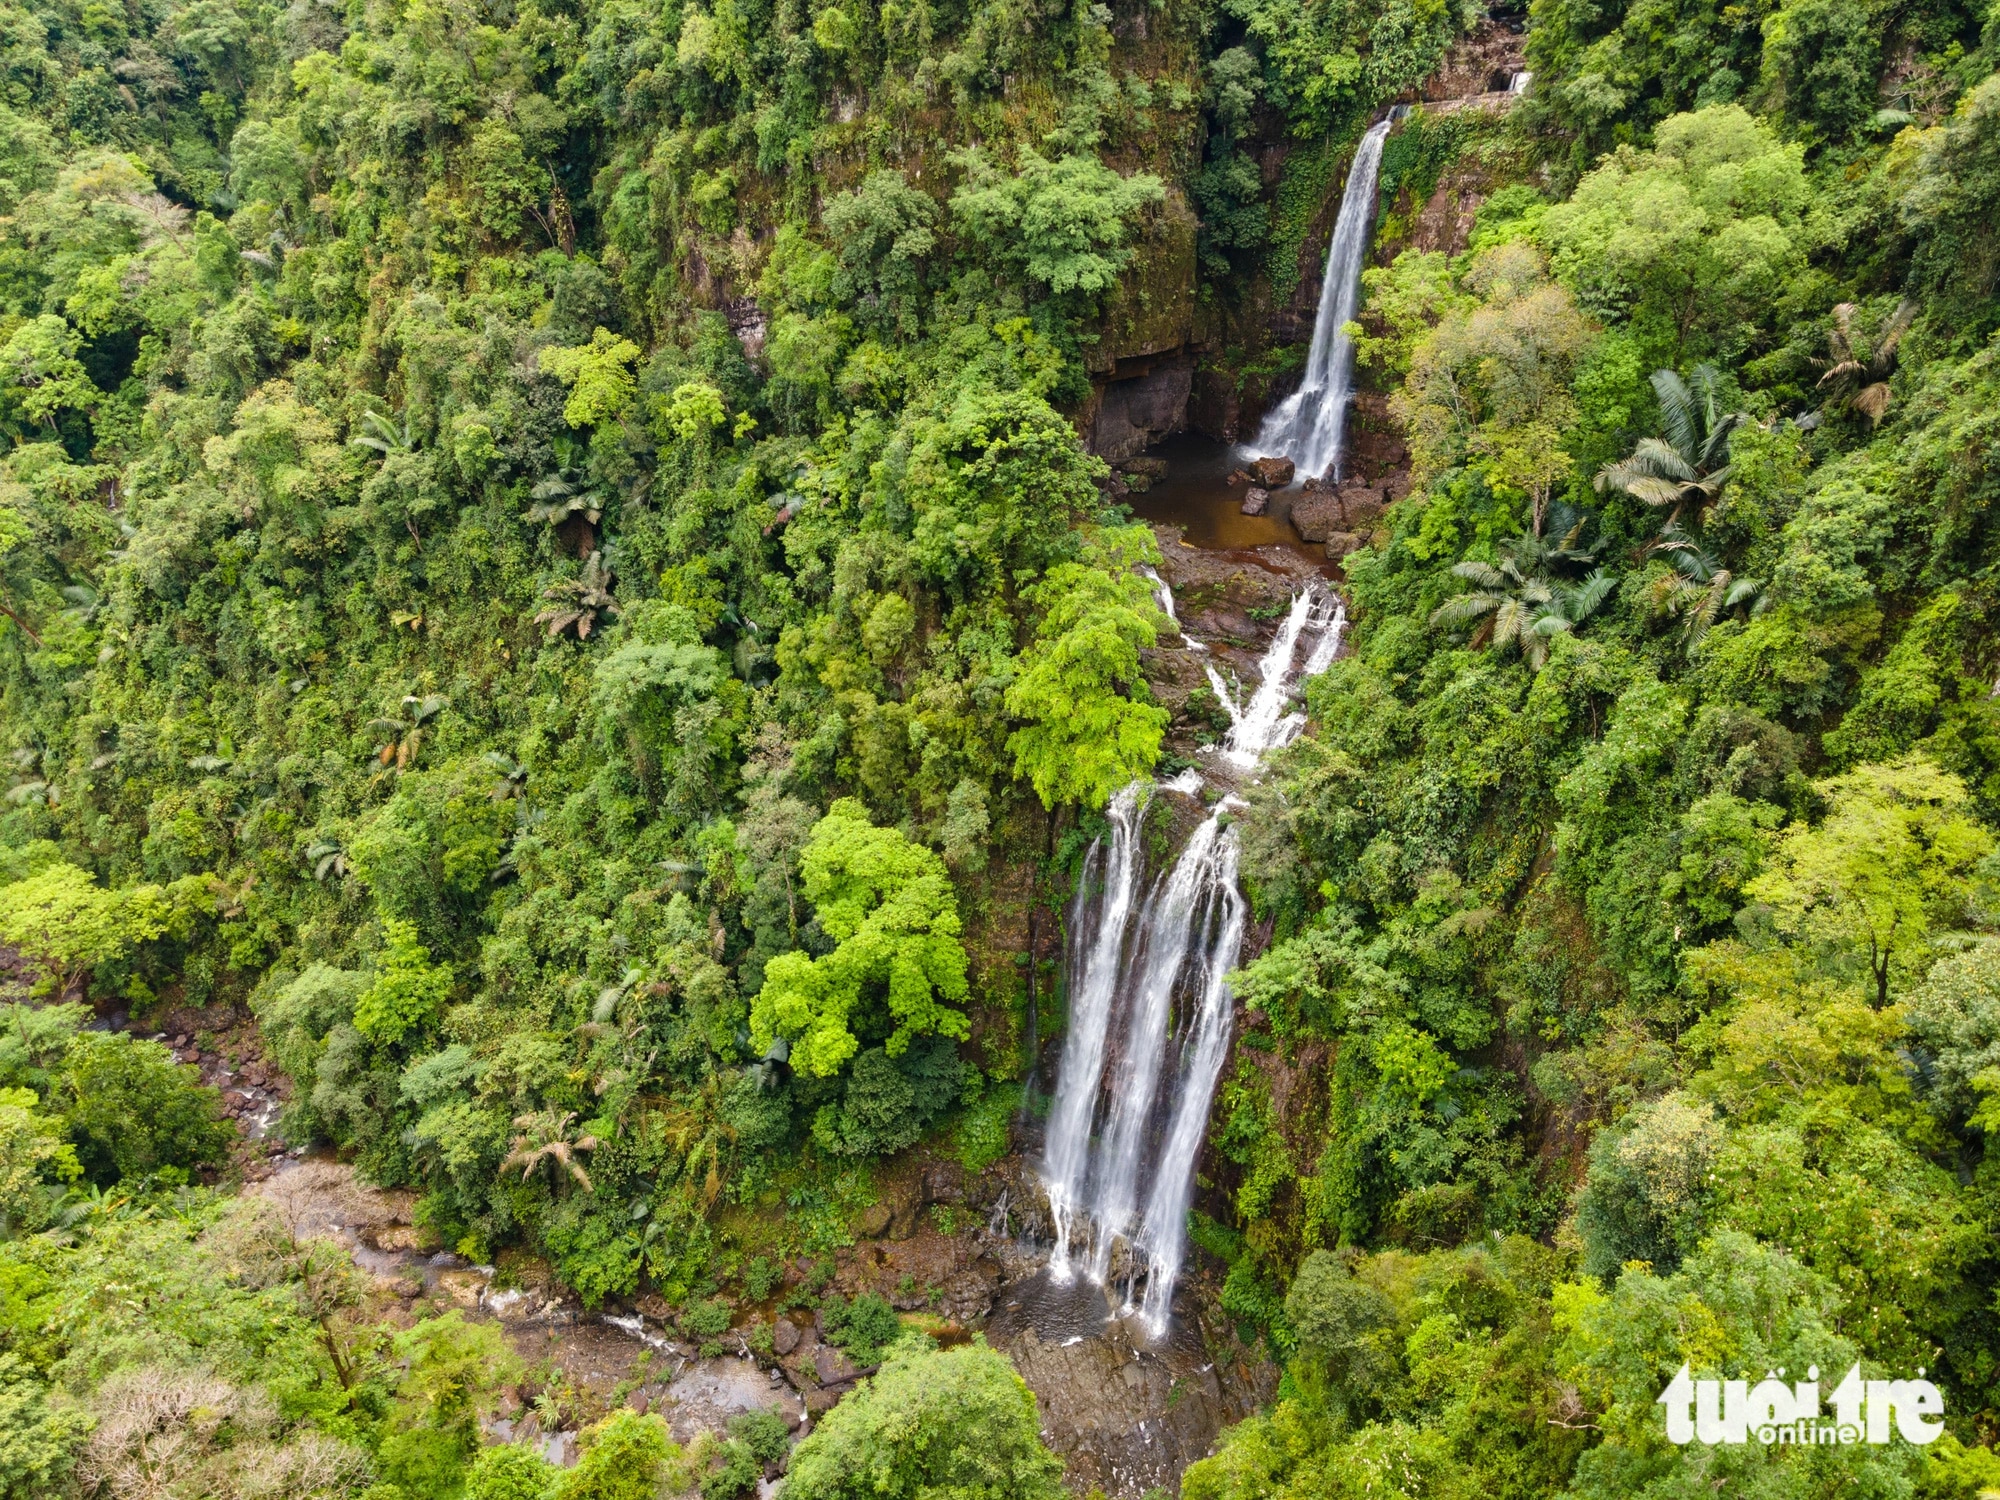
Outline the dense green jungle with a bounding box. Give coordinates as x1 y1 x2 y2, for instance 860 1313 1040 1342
3 0 2000 1489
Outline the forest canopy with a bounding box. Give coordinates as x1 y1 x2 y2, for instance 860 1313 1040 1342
2 0 2000 1490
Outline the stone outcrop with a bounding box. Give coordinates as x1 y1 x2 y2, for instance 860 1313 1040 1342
1083 357 1195 463
1248 455 1294 487
1291 484 1388 543
1241 487 1270 515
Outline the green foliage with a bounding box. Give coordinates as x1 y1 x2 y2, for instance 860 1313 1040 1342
0 1353 87 1500
465 1443 557 1500
1539 107 1811 364
540 330 644 429
950 150 1165 300
783 1340 1066 1500
751 800 970 1078
1004 530 1171 809
54 1031 232 1185
0 864 169 995
552 1410 680 1500
1744 755 1992 1006
1574 1091 1720 1279
2 0 2000 1487
352 920 454 1048
819 1291 903 1365
0 1086 80 1234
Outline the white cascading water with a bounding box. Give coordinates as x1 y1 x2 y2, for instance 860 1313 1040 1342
1245 116 1394 484
1041 578 1344 1335
1045 783 1148 1272
1137 820 1245 1332
1205 589 1345 769
1084 810 1235 1281
1140 565 1204 651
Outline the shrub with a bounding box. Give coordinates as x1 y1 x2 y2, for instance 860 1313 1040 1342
783 1341 1065 1500
55 1032 231 1185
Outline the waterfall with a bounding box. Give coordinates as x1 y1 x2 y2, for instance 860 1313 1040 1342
1141 565 1204 652
1137 821 1245 1332
1040 574 1343 1336
1045 783 1148 1274
1508 70 1532 95
1245 117 1394 484
1085 811 1235 1281
1205 589 1345 769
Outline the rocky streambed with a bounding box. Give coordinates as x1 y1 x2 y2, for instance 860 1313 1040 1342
249 1144 1275 1496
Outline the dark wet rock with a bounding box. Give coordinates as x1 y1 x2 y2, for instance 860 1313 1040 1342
1249 455 1295 486
772 1317 801 1356
920 1162 965 1205
987 1271 1277 1499
1124 456 1169 479
938 1267 998 1322
1225 468 1249 485
1120 471 1155 494
1291 485 1385 542
813 1346 865 1385
1240 487 1270 515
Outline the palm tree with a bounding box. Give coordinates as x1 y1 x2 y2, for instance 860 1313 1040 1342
501 1109 599 1192
1647 524 1766 647
535 552 619 639
365 693 447 770
1430 531 1617 671
1816 299 1917 426
347 408 414 456
523 469 607 557
1595 366 1747 521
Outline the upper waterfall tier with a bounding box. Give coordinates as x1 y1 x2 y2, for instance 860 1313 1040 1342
1245 116 1394 484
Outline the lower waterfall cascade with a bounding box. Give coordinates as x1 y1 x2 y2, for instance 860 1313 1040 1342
1041 581 1346 1335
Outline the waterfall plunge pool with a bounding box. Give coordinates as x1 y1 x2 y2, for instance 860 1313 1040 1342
1119 433 1332 569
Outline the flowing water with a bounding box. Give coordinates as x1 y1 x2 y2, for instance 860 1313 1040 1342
1244 117 1394 483
1041 579 1346 1335
1045 784 1148 1271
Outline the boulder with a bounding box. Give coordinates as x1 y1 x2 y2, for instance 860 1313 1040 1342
1325 532 1365 559
1292 484 1385 542
1226 469 1250 486
1249 455 1295 487
773 1317 801 1355
1124 456 1169 479
854 1201 893 1238
1120 471 1155 494
813 1345 865 1385
1241 487 1270 516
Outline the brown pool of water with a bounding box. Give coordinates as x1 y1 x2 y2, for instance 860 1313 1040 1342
1120 434 1324 564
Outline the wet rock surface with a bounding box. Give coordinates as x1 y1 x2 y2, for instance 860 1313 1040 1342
1291 483 1388 543
249 1159 804 1468
987 1271 1275 1497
